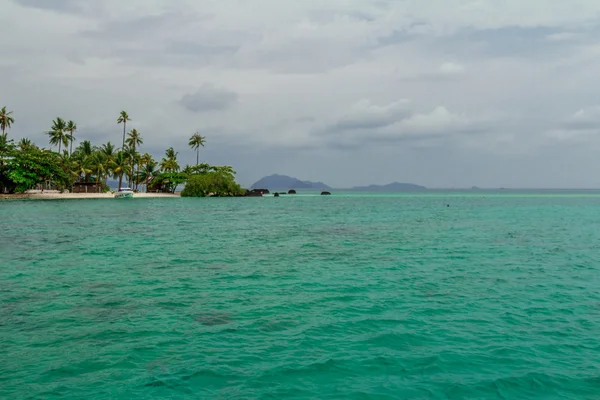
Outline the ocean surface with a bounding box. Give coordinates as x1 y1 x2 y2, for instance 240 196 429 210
1 191 600 399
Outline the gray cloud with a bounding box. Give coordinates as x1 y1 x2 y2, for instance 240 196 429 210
179 84 238 113
5 0 600 188
11 0 82 13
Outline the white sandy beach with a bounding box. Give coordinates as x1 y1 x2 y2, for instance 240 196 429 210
1 190 180 200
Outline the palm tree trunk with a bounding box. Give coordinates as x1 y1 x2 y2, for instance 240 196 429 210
58 140 61 153
122 122 126 148
69 132 73 156
118 173 123 191
196 149 199 165
135 164 139 191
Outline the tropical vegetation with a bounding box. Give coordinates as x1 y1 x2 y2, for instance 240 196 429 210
0 106 243 196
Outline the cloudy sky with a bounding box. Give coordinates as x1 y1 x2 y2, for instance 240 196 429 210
2 0 600 188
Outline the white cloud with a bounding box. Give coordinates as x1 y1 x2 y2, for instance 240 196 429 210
439 62 466 76
546 32 580 41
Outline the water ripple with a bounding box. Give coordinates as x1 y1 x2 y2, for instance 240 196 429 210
1 194 600 398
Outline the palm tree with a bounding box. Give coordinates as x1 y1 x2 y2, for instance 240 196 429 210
165 147 178 161
117 110 130 149
18 138 34 150
126 129 143 188
126 128 143 150
73 160 93 183
188 133 206 165
140 152 153 167
79 140 93 157
0 107 14 136
89 153 107 185
101 142 116 160
47 117 68 153
111 151 130 191
0 133 11 155
160 147 180 172
66 120 77 156
139 161 158 192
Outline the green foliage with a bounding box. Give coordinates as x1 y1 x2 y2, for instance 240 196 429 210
181 171 244 197
0 146 72 193
152 172 187 193
0 108 243 196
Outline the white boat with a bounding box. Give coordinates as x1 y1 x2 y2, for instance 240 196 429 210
114 187 134 199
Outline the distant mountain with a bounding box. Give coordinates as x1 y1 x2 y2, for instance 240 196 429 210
251 174 332 189
352 182 426 191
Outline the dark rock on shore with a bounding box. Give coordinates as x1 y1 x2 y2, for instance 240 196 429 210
288 190 296 194
246 188 269 196
321 191 331 195
255 188 270 194
274 193 279 197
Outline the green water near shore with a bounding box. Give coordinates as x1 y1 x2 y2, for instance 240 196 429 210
1 192 600 399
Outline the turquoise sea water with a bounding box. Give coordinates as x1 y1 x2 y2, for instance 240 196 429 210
1 191 600 399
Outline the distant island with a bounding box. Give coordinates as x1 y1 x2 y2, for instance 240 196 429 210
251 174 331 190
250 175 425 191
352 182 426 191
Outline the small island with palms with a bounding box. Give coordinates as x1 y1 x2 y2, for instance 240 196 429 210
0 106 246 199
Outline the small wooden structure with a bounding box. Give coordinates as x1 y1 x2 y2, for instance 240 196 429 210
72 182 103 193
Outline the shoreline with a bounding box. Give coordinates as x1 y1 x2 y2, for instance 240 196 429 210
0 192 180 200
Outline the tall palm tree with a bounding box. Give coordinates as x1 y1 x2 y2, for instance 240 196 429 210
111 151 130 191
188 133 206 165
66 120 77 156
117 111 130 149
0 107 14 136
47 117 68 153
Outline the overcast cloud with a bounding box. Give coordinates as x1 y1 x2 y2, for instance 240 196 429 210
2 0 600 188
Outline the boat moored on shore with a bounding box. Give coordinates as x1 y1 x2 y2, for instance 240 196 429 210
114 187 134 199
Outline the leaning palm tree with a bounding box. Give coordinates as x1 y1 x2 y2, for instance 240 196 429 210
117 110 130 149
65 120 77 156
111 151 131 191
188 133 206 165
47 117 68 153
0 106 15 136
